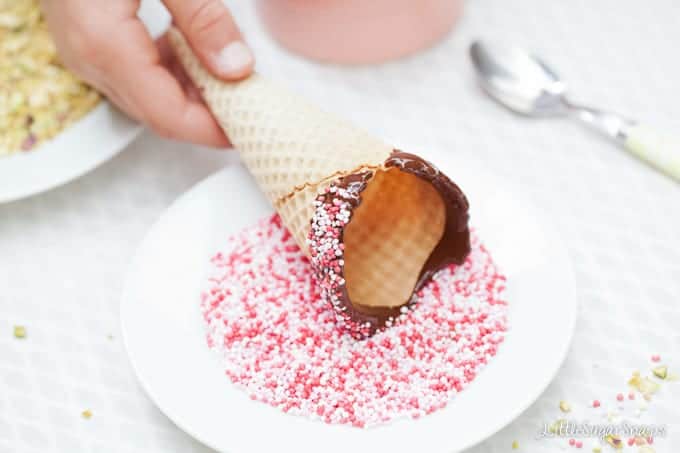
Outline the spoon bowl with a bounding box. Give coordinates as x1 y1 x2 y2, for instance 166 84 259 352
468 40 680 182
469 41 568 116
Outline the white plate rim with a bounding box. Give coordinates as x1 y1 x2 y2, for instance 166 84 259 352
0 102 143 203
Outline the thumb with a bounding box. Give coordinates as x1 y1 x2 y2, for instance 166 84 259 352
162 0 254 80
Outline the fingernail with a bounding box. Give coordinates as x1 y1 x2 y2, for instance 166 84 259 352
215 41 253 76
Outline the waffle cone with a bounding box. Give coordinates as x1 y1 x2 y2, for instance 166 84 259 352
170 29 470 336
170 29 391 252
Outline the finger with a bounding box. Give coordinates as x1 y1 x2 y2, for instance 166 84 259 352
158 35 231 143
162 0 254 80
158 34 194 91
115 60 229 147
117 26 229 147
103 88 139 120
158 35 201 101
169 61 204 103
90 74 143 121
78 15 229 147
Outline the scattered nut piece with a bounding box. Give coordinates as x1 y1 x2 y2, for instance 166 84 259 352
651 366 667 380
628 372 660 396
81 410 92 419
559 400 571 412
512 440 519 449
605 434 623 450
548 419 566 434
13 325 26 339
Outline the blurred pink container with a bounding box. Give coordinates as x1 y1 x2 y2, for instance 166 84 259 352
256 0 463 64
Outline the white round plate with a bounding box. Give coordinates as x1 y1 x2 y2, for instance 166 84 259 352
0 102 142 203
121 157 577 453
0 0 173 204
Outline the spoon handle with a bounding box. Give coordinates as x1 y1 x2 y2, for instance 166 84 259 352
567 104 635 143
568 104 680 181
624 125 680 181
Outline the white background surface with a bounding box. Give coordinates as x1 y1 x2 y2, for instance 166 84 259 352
1 0 679 452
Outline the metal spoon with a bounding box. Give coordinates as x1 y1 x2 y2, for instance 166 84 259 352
469 41 680 181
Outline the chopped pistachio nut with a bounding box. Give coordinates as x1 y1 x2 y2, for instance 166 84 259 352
559 400 571 413
81 409 92 419
628 370 641 385
548 419 567 434
13 325 26 338
605 434 623 449
628 371 660 396
592 447 602 453
512 440 519 449
0 0 100 156
651 366 668 380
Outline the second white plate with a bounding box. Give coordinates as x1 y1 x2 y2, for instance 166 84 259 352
0 0 170 204
0 101 142 204
121 156 576 453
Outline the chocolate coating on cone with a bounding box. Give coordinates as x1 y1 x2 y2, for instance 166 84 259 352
385 151 471 294
309 150 470 338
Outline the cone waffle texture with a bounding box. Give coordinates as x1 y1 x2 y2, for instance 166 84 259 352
170 28 451 316
343 169 445 307
169 29 392 253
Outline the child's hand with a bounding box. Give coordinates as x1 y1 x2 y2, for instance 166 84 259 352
42 0 254 147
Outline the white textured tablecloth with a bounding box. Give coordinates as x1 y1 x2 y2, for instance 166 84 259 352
1 1 679 452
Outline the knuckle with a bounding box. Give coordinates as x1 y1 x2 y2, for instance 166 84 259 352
66 24 108 66
146 116 175 140
187 0 230 37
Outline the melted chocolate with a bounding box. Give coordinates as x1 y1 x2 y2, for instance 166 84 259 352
314 150 470 337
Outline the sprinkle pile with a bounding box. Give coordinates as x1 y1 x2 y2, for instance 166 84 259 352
201 214 508 427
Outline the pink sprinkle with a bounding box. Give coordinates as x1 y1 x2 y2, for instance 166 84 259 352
628 392 635 400
627 438 635 446
568 438 576 446
616 393 624 402
592 400 600 408
651 355 661 362
647 437 653 444
200 214 509 427
575 440 583 448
